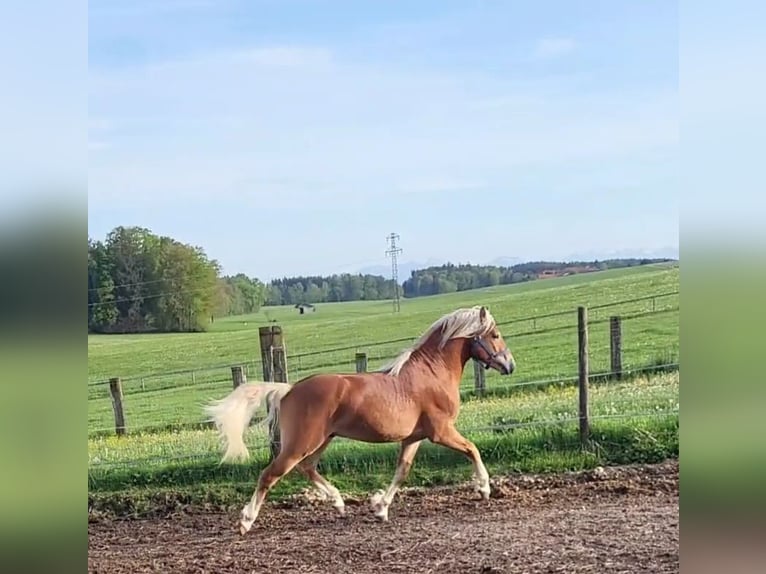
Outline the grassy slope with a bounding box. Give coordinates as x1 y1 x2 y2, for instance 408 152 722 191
88 264 679 514
88 263 677 380
87 264 678 433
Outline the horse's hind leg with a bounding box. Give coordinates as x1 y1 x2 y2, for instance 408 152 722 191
239 433 328 535
296 437 345 514
239 450 303 534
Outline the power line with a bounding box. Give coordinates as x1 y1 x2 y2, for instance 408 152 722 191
87 284 219 307
88 276 177 293
385 232 403 312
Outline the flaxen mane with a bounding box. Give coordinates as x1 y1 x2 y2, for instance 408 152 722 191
377 306 496 376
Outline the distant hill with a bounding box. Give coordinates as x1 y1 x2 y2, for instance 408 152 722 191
357 258 447 280
262 256 677 306
357 250 678 281
401 258 675 298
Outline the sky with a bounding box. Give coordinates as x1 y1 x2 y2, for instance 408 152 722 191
87 0 680 280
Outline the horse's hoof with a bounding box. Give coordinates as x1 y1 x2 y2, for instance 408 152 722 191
475 483 491 500
239 521 252 536
370 490 390 521
374 509 390 522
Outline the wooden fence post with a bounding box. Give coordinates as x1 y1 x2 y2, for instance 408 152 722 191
259 325 288 460
610 316 623 380
259 327 274 382
108 377 126 436
231 365 246 388
355 352 368 373
473 359 486 396
578 306 590 446
259 326 289 383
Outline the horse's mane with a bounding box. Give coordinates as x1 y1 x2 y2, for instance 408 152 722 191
377 306 496 376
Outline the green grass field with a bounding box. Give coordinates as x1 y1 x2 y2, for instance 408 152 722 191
87 264 679 514
87 263 678 435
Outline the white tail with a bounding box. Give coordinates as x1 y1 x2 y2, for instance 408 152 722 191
204 382 292 463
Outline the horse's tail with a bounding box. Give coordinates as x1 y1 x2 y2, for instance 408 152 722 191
204 382 292 463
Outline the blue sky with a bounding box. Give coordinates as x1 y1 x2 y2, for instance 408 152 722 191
88 0 679 280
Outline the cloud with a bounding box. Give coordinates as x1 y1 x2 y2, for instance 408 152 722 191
88 43 675 209
534 37 576 59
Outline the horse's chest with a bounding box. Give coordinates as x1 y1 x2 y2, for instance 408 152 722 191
429 389 460 417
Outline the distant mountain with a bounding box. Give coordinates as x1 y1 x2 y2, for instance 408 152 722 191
487 256 524 267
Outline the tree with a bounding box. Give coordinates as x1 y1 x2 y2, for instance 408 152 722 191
88 239 118 330
88 226 223 333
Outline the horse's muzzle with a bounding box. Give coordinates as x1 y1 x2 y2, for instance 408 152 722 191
495 351 515 375
500 358 515 375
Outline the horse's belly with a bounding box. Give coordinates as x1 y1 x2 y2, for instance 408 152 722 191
334 398 422 443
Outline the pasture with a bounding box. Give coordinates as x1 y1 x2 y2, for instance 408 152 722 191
88 263 678 510
87 263 678 434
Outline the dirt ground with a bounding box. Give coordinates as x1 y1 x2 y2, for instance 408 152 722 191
88 460 678 574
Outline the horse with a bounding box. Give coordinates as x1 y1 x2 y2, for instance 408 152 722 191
204 305 515 535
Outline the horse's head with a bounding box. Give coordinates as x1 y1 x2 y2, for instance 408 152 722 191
469 306 515 375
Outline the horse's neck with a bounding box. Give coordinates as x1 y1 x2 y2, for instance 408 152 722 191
403 337 469 390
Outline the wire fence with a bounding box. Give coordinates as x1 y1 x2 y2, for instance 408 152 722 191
87 292 679 478
87 295 679 435
87 290 678 386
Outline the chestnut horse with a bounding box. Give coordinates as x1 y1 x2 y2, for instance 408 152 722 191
205 305 515 535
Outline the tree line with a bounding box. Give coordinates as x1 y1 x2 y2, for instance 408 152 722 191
88 226 672 333
87 226 399 333
88 226 273 333
266 275 398 305
401 259 672 297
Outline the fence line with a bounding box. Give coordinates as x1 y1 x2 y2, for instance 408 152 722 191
86 359 680 439
495 290 678 327
88 407 678 471
88 296 680 444
89 358 265 387
87 290 678 386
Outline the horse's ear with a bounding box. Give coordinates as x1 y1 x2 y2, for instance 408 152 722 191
479 306 487 322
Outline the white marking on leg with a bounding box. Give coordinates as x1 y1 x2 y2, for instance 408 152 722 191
326 484 345 515
473 459 491 499
311 473 345 515
239 504 256 533
309 481 330 501
371 440 421 521
370 489 389 521
239 491 264 534
371 463 408 521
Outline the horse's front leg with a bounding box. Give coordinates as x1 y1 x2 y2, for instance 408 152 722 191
429 425 491 499
370 438 423 521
